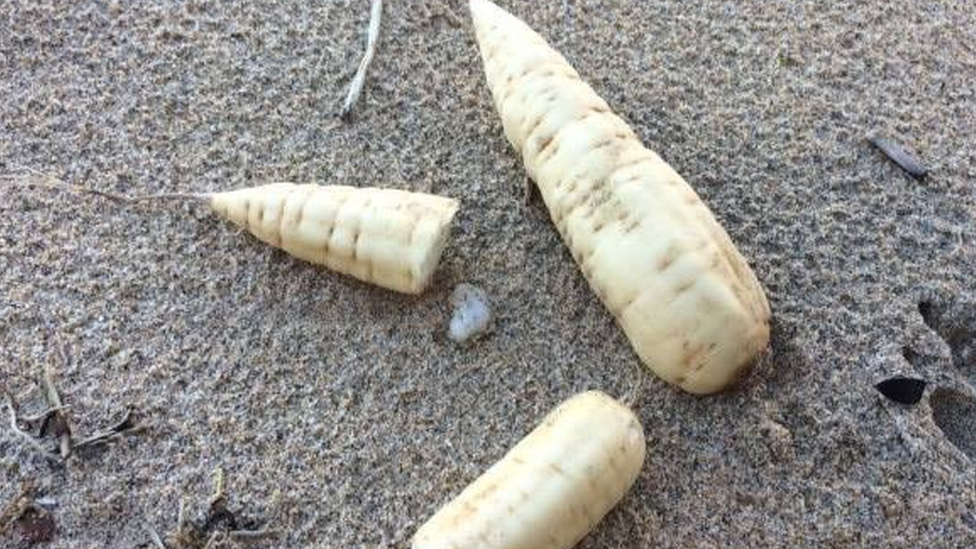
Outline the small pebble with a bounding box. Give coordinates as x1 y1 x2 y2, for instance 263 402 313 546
448 283 492 344
34 497 58 510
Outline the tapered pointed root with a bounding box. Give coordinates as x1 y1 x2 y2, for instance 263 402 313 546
469 0 771 393
210 183 459 294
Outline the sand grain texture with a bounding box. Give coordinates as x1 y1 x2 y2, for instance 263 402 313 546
2 0 976 547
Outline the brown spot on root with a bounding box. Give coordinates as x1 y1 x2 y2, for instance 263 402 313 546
447 501 480 527
537 134 556 156
674 279 695 296
657 244 681 272
524 114 545 144
471 481 501 502
589 186 614 216
685 343 716 373
352 199 375 263
575 110 594 124
710 252 723 270
579 248 596 271
552 209 565 226
242 199 251 231
321 196 348 261
537 135 561 165
623 218 641 233
321 226 334 261
272 199 287 247
562 188 594 221
548 463 567 476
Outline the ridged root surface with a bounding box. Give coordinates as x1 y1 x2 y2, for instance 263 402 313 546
412 391 645 549
470 0 771 393
210 183 459 294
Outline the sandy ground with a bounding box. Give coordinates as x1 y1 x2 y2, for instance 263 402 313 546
2 0 976 547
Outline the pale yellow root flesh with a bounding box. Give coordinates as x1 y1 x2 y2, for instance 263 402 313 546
210 183 459 294
412 391 646 549
470 0 771 394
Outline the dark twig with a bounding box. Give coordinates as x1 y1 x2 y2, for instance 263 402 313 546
73 408 146 449
3 389 60 462
340 0 384 119
18 405 69 425
1 169 206 204
209 467 226 509
202 531 226 549
229 527 279 540
41 363 72 459
143 515 168 549
432 0 463 27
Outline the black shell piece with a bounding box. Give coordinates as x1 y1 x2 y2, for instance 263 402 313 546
876 377 927 405
867 135 930 179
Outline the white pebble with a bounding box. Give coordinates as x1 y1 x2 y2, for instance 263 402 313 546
448 283 492 343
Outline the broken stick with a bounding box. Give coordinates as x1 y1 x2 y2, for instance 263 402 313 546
42 363 72 459
3 389 60 462
73 408 146 450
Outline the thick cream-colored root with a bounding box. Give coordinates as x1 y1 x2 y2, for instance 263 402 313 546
210 183 459 294
412 391 645 549
469 0 771 394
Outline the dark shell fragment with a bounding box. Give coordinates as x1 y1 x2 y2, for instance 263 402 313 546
876 376 927 405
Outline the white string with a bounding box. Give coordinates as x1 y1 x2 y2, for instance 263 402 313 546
340 0 384 119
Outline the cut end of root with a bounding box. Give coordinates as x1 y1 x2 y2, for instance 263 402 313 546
409 200 460 294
